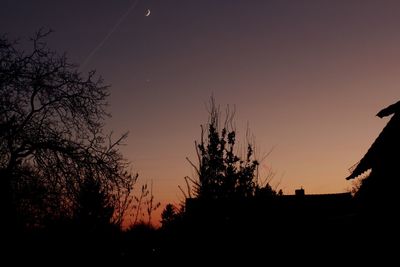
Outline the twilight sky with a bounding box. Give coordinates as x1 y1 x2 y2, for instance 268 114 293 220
2 0 399 213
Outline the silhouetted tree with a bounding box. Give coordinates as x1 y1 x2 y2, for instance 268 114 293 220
74 177 115 232
161 204 178 228
187 97 259 200
0 30 136 231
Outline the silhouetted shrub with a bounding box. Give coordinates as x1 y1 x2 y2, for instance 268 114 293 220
187 97 260 200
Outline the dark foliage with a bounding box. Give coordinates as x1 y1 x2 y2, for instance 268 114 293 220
188 97 260 200
74 177 115 232
161 203 182 229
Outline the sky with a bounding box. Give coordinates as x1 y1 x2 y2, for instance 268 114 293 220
1 0 400 223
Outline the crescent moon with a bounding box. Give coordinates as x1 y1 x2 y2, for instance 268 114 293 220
145 9 151 17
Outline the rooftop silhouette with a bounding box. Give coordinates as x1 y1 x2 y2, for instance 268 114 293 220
347 100 400 180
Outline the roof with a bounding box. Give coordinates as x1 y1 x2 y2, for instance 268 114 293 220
347 101 400 180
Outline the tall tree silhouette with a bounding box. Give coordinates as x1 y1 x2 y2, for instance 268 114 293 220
0 30 136 231
74 177 115 232
187 97 259 200
347 100 400 210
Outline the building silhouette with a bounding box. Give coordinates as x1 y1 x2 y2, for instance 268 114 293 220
346 100 400 211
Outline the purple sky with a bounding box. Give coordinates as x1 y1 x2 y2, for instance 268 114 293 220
2 1 399 215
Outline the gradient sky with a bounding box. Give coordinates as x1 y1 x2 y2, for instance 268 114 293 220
2 0 400 222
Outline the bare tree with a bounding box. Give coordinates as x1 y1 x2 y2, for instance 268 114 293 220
131 181 160 226
0 30 136 229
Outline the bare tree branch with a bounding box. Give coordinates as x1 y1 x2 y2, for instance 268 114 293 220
0 31 136 229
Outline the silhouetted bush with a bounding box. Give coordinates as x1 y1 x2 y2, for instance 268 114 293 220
187 97 260 200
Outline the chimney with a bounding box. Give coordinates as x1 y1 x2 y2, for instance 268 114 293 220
295 187 305 197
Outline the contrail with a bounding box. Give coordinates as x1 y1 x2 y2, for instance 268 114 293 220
80 0 140 69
